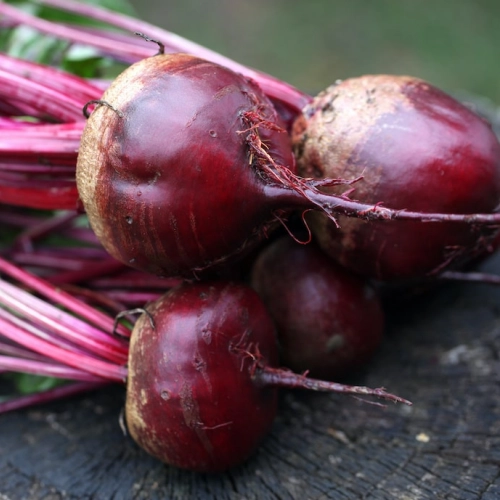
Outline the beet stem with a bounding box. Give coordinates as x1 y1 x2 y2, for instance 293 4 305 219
0 3 150 61
0 53 102 103
256 366 412 406
0 339 50 361
0 314 126 381
266 181 500 226
0 68 86 122
0 256 130 339
0 355 106 382
0 381 109 414
14 211 78 253
0 0 310 113
0 280 128 363
47 258 126 286
60 284 128 318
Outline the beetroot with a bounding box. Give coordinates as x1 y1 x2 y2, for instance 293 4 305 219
77 53 298 278
251 237 384 380
125 281 278 472
125 281 409 472
292 75 500 281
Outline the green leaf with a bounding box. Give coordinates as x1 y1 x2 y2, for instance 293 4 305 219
1 0 136 78
5 372 66 395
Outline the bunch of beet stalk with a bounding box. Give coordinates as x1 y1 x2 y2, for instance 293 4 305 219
2 0 500 473
0 206 179 412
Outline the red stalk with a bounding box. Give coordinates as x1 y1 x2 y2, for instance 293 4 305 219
99 290 162 306
0 3 156 61
0 117 41 128
0 61 88 209
88 273 181 291
0 259 128 412
0 164 75 175
0 182 79 210
8 248 111 270
0 0 310 114
0 68 87 122
0 304 101 357
59 284 129 317
47 258 126 285
0 53 102 104
0 313 125 381
0 279 128 363
57 227 101 246
9 211 80 252
0 381 108 414
0 355 106 381
0 339 51 361
0 208 172 308
0 256 130 340
0 210 100 249
0 208 59 230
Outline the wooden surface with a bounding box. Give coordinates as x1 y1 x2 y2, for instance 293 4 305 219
2 255 500 499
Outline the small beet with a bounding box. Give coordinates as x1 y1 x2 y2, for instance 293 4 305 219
292 75 500 281
125 281 409 472
251 237 384 380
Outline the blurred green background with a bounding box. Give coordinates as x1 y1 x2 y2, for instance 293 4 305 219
128 0 500 104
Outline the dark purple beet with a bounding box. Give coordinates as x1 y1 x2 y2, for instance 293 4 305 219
77 53 297 279
292 75 500 281
125 281 409 472
251 237 384 380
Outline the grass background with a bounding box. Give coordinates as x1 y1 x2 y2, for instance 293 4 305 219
128 0 500 104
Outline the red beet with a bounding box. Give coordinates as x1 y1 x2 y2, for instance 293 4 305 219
251 237 384 380
125 281 409 472
125 281 278 472
292 75 500 281
76 53 298 278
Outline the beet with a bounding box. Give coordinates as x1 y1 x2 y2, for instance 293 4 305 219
251 237 384 380
125 281 278 472
76 53 297 278
291 75 500 281
125 281 409 472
